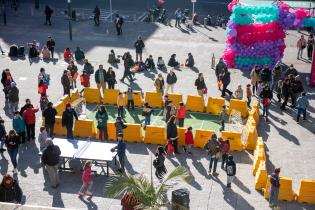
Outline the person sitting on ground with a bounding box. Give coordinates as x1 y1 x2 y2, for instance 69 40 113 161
74 47 85 61
168 54 179 67
108 49 120 64
185 53 195 68
0 174 22 203
157 56 166 70
29 44 39 58
63 48 73 61
41 46 51 60
145 55 155 70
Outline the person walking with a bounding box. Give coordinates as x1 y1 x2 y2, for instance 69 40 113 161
117 92 125 118
204 134 220 176
272 64 282 91
0 174 22 203
106 67 116 89
195 73 207 97
120 52 134 83
7 82 19 115
260 65 272 87
111 133 126 173
226 155 236 188
43 102 57 137
134 36 145 63
307 34 314 60
41 139 61 188
12 111 26 144
46 36 55 59
167 115 179 154
0 118 6 153
250 65 260 96
115 14 124 35
38 67 50 86
296 92 309 123
221 67 233 97
219 138 230 170
95 64 107 96
297 35 306 59
93 5 100 26
280 78 291 111
260 85 273 122
95 105 108 142
174 8 182 27
154 73 165 94
5 130 20 173
62 103 78 140
153 146 167 180
215 58 227 82
61 70 71 96
269 168 281 210
184 127 194 155
166 69 177 93
78 161 93 196
22 104 39 141
44 5 53 26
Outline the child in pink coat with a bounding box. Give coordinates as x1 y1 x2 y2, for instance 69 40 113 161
184 127 194 155
78 161 93 196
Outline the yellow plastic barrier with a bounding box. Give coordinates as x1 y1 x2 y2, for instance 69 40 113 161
228 99 249 118
255 160 268 191
177 127 187 147
167 93 183 109
263 175 271 199
74 119 96 138
70 88 80 102
206 97 225 115
246 116 257 128
254 137 264 157
144 91 163 108
264 176 295 202
221 131 243 151
124 91 144 107
144 126 166 145
252 149 266 176
53 101 65 116
124 123 143 143
249 109 259 125
194 129 214 148
244 125 258 150
53 116 67 136
296 179 315 204
83 88 101 103
185 95 205 112
59 94 71 104
107 122 116 141
103 89 120 105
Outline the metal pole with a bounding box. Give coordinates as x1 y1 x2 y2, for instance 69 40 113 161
110 0 112 22
2 0 6 25
68 0 72 40
192 2 195 17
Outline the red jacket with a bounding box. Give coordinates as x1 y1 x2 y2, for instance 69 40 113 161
63 50 72 60
80 74 90 87
185 130 194 145
22 107 39 125
176 107 186 119
220 141 230 155
82 167 92 183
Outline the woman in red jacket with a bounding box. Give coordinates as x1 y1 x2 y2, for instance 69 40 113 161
185 127 194 155
176 102 186 127
63 48 73 61
22 104 39 141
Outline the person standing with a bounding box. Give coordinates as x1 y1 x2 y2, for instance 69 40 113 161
221 67 233 97
120 52 134 83
117 92 125 118
134 36 145 63
167 115 179 154
125 88 135 111
195 73 206 97
62 103 78 140
44 5 53 26
280 78 291 111
272 64 282 91
12 112 26 144
234 84 243 100
153 146 167 180
7 82 19 115
95 64 107 96
115 14 123 35
296 92 309 123
114 117 127 137
215 58 227 82
61 70 71 96
246 84 252 107
5 130 20 173
250 65 260 96
95 105 108 142
43 102 57 137
166 69 177 93
67 61 79 89
260 85 273 122
284 64 298 77
78 161 93 196
226 155 236 188
154 73 165 94
142 103 153 128
219 105 227 131
22 104 39 141
0 175 22 203
19 98 33 116
41 139 61 188
184 127 194 155
46 36 55 59
176 102 186 127
260 65 272 87
204 134 220 176
269 168 281 210
106 67 116 89
174 8 182 27
93 5 100 26
307 34 314 60
297 35 306 59
83 59 94 76
0 118 6 153
111 133 126 173
219 138 230 170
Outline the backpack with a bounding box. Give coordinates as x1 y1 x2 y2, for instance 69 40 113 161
18 46 25 57
9 45 18 57
119 17 124 25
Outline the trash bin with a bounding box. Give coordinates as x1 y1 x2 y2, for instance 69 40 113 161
172 188 190 210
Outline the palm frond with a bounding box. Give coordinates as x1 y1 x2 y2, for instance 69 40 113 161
162 166 191 185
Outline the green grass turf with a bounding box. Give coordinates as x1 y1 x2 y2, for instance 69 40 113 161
86 104 221 133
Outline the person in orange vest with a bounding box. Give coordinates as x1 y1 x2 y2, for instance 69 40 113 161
176 102 186 127
38 80 48 96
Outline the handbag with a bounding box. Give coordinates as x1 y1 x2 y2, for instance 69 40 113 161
202 87 208 94
263 98 271 107
167 142 174 154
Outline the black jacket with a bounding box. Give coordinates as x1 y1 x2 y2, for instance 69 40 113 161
0 181 22 203
134 40 145 53
61 74 70 88
0 124 6 140
62 109 78 128
29 47 39 58
43 107 57 124
221 72 231 85
260 89 273 100
5 135 20 150
195 78 206 90
46 40 55 51
166 73 177 85
8 86 19 103
260 69 272 82
226 160 236 176
107 71 116 83
270 173 280 188
167 123 178 139
41 144 61 166
168 57 179 67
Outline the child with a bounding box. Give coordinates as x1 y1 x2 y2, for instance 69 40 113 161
142 102 152 128
40 94 49 114
157 56 166 70
114 117 127 138
12 111 26 144
184 127 194 155
219 105 227 131
256 81 264 106
226 155 236 188
38 126 48 150
117 92 125 118
78 161 93 196
125 88 135 111
0 118 6 152
38 80 48 95
80 70 90 88
246 84 252 107
234 84 243 100
176 102 186 127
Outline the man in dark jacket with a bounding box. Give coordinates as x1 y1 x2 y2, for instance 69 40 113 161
269 168 281 210
220 67 233 97
8 82 19 115
115 14 123 35
93 5 100 26
204 134 220 176
62 103 78 140
19 98 33 116
280 78 291 110
95 65 107 95
43 102 57 137
61 70 71 96
120 52 134 83
46 36 55 59
215 58 227 80
226 155 236 188
166 116 179 154
0 174 22 203
41 139 61 188
260 65 272 86
185 53 195 68
111 133 126 173
44 5 53 25
284 64 298 77
134 36 145 63
260 85 273 122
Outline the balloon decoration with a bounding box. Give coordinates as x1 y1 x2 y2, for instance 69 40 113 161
223 1 315 70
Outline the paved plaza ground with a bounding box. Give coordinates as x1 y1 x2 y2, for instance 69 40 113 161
0 2 315 210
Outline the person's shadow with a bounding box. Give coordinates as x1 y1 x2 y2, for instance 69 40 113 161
79 196 98 210
0 153 9 175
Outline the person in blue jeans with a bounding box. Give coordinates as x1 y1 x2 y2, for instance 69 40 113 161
296 92 309 123
5 130 20 173
269 168 281 210
142 103 152 128
260 85 273 122
174 8 182 27
0 118 7 153
111 133 126 173
204 134 220 176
